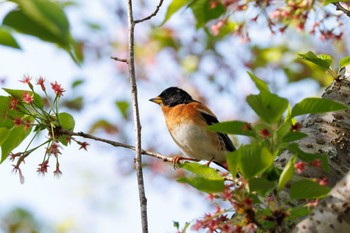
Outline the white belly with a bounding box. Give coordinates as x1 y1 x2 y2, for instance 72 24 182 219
170 123 226 162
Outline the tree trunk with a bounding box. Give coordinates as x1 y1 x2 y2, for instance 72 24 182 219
276 65 350 186
274 65 350 232
293 171 350 233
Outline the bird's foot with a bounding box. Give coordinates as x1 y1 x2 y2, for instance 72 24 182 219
204 158 214 167
172 156 200 169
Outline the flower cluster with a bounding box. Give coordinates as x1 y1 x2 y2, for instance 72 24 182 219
5 75 88 183
294 159 322 174
208 0 344 42
191 206 238 233
268 1 343 40
19 75 65 97
186 181 263 232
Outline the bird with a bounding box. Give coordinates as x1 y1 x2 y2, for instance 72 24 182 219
149 87 235 170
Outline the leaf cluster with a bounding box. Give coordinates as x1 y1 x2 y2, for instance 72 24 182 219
0 0 82 63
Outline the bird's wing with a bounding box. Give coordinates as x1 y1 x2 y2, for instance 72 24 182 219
197 106 236 152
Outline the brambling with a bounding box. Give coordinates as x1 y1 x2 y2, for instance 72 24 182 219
149 87 235 170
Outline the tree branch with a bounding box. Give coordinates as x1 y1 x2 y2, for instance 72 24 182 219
61 130 173 163
110 56 128 63
126 0 148 232
61 129 239 182
333 2 350 17
134 0 164 24
60 129 237 184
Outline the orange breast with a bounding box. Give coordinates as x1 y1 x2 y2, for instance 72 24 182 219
161 102 214 131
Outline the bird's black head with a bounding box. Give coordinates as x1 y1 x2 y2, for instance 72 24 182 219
149 87 194 107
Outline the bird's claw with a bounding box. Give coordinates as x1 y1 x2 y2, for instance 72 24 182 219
171 156 200 169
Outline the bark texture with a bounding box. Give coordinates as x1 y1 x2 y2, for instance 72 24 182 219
278 65 350 232
293 171 350 233
275 65 350 186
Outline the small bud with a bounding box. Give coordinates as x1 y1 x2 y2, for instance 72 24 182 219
22 91 34 104
259 128 271 138
36 76 46 92
50 81 65 97
295 161 305 174
20 75 33 90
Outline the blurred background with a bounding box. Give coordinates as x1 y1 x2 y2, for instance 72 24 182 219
0 0 349 232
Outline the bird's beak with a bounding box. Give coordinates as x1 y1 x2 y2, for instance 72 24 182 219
149 96 163 105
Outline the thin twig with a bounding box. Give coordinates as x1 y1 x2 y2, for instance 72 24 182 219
333 3 350 17
126 0 148 232
134 0 164 24
110 56 128 63
62 130 172 162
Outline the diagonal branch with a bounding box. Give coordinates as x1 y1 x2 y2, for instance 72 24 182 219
61 129 172 162
60 129 236 182
134 0 164 24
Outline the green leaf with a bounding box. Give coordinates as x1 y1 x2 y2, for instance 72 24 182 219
151 27 179 49
183 222 190 231
226 150 239 176
339 56 350 68
3 10 67 47
1 125 31 163
248 72 270 93
237 144 274 179
2 88 44 109
291 97 348 117
173 221 180 230
276 121 291 141
190 0 225 29
177 163 225 193
58 112 75 130
277 156 296 191
161 0 189 25
208 120 255 137
324 0 344 5
281 131 307 143
249 177 275 194
0 27 21 49
71 79 84 88
7 0 70 44
263 166 282 182
70 40 84 64
290 179 331 199
63 96 83 111
288 206 310 220
0 128 11 146
3 0 79 62
116 101 129 120
284 104 292 122
58 135 70 146
299 51 332 71
247 93 289 124
0 96 16 128
88 119 118 134
288 143 328 171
